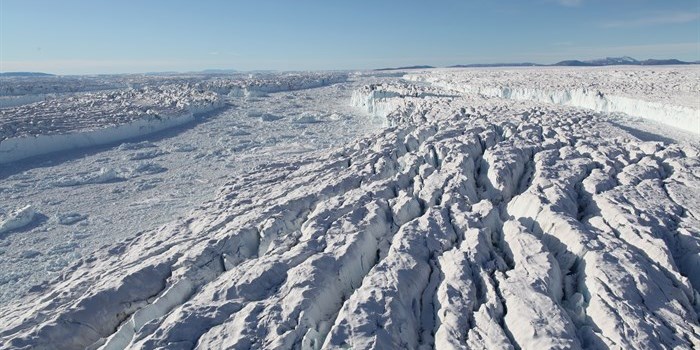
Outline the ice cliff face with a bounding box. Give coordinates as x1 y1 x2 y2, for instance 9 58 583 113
1 72 698 350
202 72 348 98
428 82 699 134
0 76 379 306
0 73 350 164
407 67 700 135
0 85 224 164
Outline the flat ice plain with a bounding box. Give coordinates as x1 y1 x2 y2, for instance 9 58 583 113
0 66 698 349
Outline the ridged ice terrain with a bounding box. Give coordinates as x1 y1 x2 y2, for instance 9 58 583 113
0 67 698 350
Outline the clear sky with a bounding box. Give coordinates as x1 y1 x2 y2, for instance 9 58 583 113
1 0 699 74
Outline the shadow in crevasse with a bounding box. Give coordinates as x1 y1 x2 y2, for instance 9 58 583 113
609 121 677 144
0 105 232 181
515 216 611 350
519 210 695 348
404 92 461 99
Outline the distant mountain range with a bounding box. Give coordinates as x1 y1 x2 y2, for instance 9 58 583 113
449 62 542 68
2 58 697 77
375 57 699 70
0 72 55 77
552 56 697 67
449 56 699 68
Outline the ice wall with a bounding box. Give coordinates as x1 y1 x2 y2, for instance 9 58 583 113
473 85 698 134
412 74 700 134
350 88 402 126
204 73 349 98
0 103 223 164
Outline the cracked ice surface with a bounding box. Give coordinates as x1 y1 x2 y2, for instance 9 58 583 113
406 66 700 134
0 72 348 163
0 67 699 350
0 73 379 304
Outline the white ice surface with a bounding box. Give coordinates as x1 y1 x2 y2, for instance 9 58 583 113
0 206 37 235
0 68 698 350
406 66 700 134
0 75 384 304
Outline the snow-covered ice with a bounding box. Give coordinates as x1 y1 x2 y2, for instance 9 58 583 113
0 206 37 235
0 72 384 304
0 85 224 163
0 67 699 350
406 66 700 134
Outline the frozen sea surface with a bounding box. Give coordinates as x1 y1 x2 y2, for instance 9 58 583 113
0 67 699 350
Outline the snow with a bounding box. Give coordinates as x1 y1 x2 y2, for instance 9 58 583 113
0 67 699 350
0 73 384 305
406 66 700 134
57 213 88 225
52 168 125 187
0 73 348 164
0 85 224 163
0 206 37 235
204 72 348 97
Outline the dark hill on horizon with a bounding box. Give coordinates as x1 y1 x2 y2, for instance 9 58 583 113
0 72 55 77
445 57 698 68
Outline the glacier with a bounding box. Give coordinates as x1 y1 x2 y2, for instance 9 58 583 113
0 67 698 350
406 67 700 134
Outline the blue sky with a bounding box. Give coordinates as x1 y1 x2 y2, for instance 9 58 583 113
1 0 699 74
